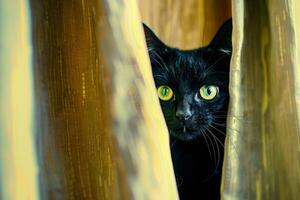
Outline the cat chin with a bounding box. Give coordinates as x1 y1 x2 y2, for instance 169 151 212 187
170 130 202 141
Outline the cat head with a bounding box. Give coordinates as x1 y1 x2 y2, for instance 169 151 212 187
143 19 232 141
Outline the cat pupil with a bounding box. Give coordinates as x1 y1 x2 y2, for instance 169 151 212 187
162 87 168 96
207 87 212 95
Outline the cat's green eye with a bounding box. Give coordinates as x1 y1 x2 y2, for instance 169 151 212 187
199 85 219 100
157 85 174 101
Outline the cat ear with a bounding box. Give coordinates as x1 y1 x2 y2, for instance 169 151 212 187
209 18 232 55
142 23 166 52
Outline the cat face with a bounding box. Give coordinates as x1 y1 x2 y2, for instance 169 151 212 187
143 20 232 141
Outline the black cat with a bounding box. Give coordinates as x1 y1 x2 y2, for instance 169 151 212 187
143 19 232 200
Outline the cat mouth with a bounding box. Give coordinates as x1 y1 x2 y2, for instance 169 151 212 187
177 126 196 133
170 126 201 141
179 126 196 133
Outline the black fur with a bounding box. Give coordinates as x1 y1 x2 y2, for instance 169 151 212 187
143 19 232 200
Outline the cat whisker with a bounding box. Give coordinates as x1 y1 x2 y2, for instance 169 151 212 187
208 124 239 170
204 53 229 75
214 111 254 121
214 114 249 118
205 131 217 167
214 116 250 121
150 51 170 73
211 122 238 132
214 115 254 124
150 55 169 73
170 135 179 147
211 121 243 134
212 121 252 148
153 74 167 81
214 112 247 117
210 122 239 155
201 130 212 159
207 127 224 148
209 71 229 75
199 128 221 183
211 123 251 151
208 129 221 163
209 125 226 137
207 132 220 165
176 177 184 187
210 121 226 126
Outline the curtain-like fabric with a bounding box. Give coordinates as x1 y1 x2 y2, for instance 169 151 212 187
222 0 300 199
30 0 177 199
138 0 231 49
30 1 120 199
0 0 39 200
94 0 178 199
1 0 300 199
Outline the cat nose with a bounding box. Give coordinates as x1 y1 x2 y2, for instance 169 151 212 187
176 109 192 121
